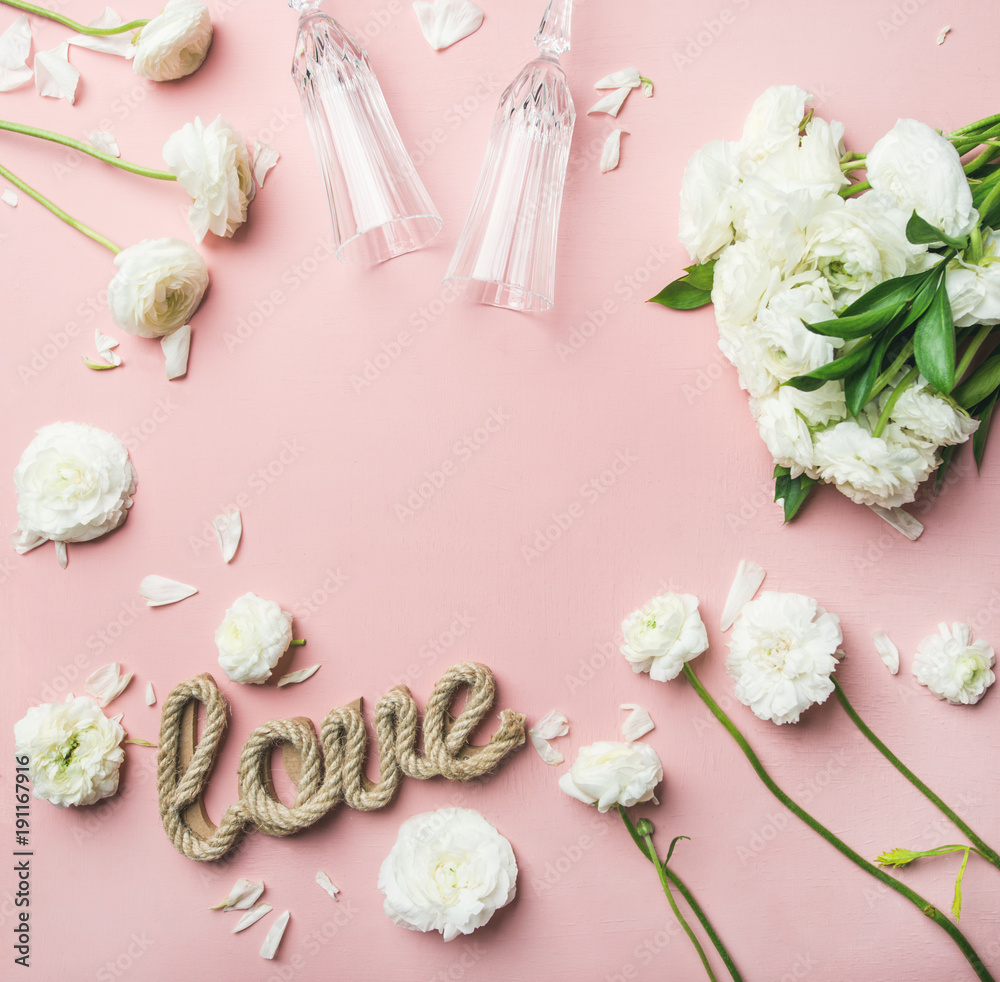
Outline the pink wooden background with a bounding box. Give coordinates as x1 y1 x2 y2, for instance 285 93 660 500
2 0 999 979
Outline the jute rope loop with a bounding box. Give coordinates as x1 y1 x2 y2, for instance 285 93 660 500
157 662 526 862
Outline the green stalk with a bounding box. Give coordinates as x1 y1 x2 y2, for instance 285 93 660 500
834 681 1000 869
870 340 916 401
0 120 176 181
873 366 919 438
947 114 1000 140
0 162 119 253
839 180 870 198
1 0 147 34
682 663 995 982
956 325 996 385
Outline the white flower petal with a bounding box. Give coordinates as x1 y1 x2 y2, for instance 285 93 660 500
315 870 339 900
594 67 640 90
54 540 68 568
873 630 900 675
68 8 137 58
868 504 924 541
212 509 241 563
600 129 627 173
252 141 279 190
412 0 484 50
34 42 79 104
95 328 122 366
84 662 132 707
0 15 32 92
641 77 653 98
936 24 951 44
587 86 631 117
10 530 47 554
528 732 564 766
620 703 655 741
720 559 767 632
529 709 569 741
233 903 272 933
88 130 121 158
212 878 265 911
161 323 191 380
277 664 320 687
259 910 289 959
140 574 198 607
145 681 156 706
2 188 17 207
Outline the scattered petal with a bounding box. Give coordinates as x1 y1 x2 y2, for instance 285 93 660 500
594 67 640 90
587 86 631 117
528 709 569 766
83 356 119 371
640 76 653 98
720 559 767 631
88 130 120 158
412 0 484 50
528 732 563 765
620 703 655 741
162 323 191 380
936 24 951 45
252 141 279 189
212 509 241 563
873 630 900 675
868 504 924 541
211 878 264 911
140 574 198 607
95 328 122 366
278 664 321 687
0 15 32 92
10 529 46 555
34 41 79 104
2 188 16 207
600 129 627 173
67 8 137 58
54 540 68 568
259 910 289 959
145 681 156 706
85 662 133 706
233 903 272 933
315 870 340 900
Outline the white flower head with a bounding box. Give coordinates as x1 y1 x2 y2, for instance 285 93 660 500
558 741 663 812
946 230 1000 327
163 115 255 242
913 622 995 706
620 593 709 682
14 695 125 807
11 422 137 563
677 139 740 263
378 808 516 941
738 84 810 177
133 0 212 82
890 376 978 448
712 239 784 334
108 238 209 338
726 591 842 725
749 117 848 196
215 592 293 684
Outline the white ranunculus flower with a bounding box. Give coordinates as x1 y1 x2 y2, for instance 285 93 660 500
215 592 294 684
726 591 842 725
913 622 995 706
378 808 517 941
751 383 845 478
164 115 254 243
712 240 784 333
946 231 1000 327
677 139 740 263
558 741 663 813
866 118 978 241
620 593 708 682
11 422 137 566
107 238 209 338
750 117 848 197
738 85 810 178
14 695 125 806
890 376 978 447
132 0 212 82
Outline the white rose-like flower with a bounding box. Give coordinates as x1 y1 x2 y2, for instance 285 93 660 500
726 591 842 725
164 116 255 243
11 422 137 565
890 376 978 448
558 741 663 812
738 84 810 177
378 808 517 942
946 231 1000 327
132 0 212 82
712 240 784 334
107 238 209 338
215 592 294 684
677 139 740 263
866 118 978 241
751 382 846 478
620 593 708 682
14 695 125 807
750 117 848 196
913 622 995 706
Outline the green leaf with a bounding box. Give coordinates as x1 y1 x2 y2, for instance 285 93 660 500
649 277 711 310
773 465 818 522
785 338 878 389
682 259 716 291
840 270 931 318
973 390 999 469
804 306 898 339
913 279 957 393
844 333 891 417
954 351 1000 408
905 210 969 250
898 268 946 331
665 835 690 865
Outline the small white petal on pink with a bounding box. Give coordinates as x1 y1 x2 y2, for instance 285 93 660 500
233 903 272 933
868 504 924 541
252 142 279 189
315 870 339 900
67 8 136 58
212 509 241 563
600 129 627 173
278 665 321 687
145 681 156 706
587 86 631 117
412 0 483 50
1 188 17 207
259 910 289 959
620 703 655 741
140 575 198 606
85 662 132 706
720 559 766 631
0 15 32 92
88 131 121 158
873 630 899 674
594 67 640 90
34 42 79 104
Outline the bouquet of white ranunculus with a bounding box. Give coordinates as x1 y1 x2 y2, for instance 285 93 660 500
653 86 1000 534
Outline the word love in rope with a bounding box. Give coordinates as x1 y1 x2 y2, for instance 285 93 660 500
157 662 526 862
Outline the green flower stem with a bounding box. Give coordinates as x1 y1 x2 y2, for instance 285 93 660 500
834 681 1000 869
872 366 919 438
0 120 176 181
617 806 744 982
839 180 870 198
947 114 1000 140
681 663 995 982
978 180 1000 224
1 0 147 34
963 144 1000 176
870 340 916 400
0 162 119 253
956 325 997 385
290 639 306 646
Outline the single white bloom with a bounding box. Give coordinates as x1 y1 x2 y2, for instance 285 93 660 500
378 808 516 941
727 591 842 725
11 422 137 564
108 238 208 338
620 704 655 741
215 592 293 684
2 187 17 207
913 622 995 706
528 709 569 765
412 0 483 50
712 239 784 333
620 592 709 682
558 741 663 812
277 664 321 687
0 15 32 92
259 910 289 960
720 559 767 632
251 141 279 189
866 118 978 241
145 681 156 706
67 8 136 58
139 574 197 606
232 904 272 933
587 85 631 117
212 509 242 562
161 323 191 379
749 117 848 196
600 129 627 173
891 376 978 447
132 0 212 81
751 389 816 477
677 139 740 263
88 130 121 158
14 695 125 807
738 85 810 177
35 41 79 104
946 231 1000 327
211 877 264 911
873 630 899 674
315 870 340 901
84 662 132 707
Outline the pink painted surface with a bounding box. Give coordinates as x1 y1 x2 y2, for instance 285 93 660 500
2 1 999 979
